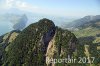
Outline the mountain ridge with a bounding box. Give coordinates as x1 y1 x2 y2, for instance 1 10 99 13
65 15 100 29
0 18 80 66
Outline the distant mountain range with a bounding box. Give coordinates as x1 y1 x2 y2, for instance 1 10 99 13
65 15 100 30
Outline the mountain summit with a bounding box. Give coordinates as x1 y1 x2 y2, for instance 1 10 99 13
0 18 79 66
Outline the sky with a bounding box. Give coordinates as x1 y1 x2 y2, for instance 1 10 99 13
0 0 100 17
0 0 100 35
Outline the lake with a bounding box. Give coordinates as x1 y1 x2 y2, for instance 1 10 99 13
0 21 13 35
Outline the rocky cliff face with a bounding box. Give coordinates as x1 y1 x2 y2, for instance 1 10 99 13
46 28 77 66
0 30 20 49
0 30 20 65
0 18 78 66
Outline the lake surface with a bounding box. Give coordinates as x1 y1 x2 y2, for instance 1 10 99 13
0 21 13 35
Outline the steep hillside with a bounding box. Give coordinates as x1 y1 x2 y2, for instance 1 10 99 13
46 27 78 66
3 18 56 66
73 19 100 43
0 18 99 66
0 30 20 65
1 18 80 66
71 17 100 66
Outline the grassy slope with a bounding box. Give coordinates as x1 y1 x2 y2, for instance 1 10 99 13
72 24 100 66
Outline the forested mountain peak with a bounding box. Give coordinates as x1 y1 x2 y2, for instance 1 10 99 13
0 18 79 66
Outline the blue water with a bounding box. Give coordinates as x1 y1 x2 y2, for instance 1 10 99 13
0 21 13 36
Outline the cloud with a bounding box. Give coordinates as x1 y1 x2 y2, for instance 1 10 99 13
0 0 51 16
0 0 58 15
0 0 68 17
6 0 14 7
0 0 39 12
1 0 15 9
15 1 39 12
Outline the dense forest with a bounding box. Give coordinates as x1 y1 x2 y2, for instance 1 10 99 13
0 18 99 66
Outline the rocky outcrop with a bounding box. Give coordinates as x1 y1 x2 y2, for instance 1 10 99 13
0 30 20 65
0 30 20 48
46 28 77 66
